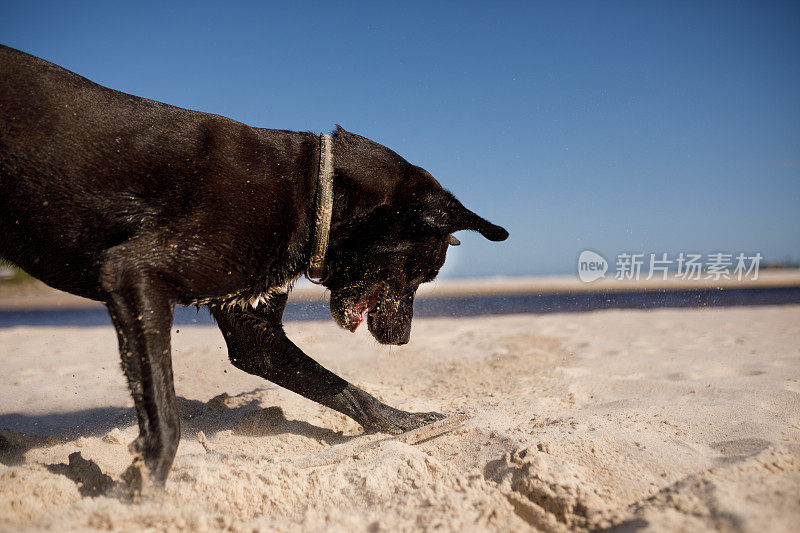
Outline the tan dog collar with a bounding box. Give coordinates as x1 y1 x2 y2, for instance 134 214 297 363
305 133 334 284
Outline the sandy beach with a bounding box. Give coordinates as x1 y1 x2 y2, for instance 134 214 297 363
0 304 798 532
3 1 799 531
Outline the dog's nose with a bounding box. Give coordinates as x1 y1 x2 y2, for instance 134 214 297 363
396 325 411 345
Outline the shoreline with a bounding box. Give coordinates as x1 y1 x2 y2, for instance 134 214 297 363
0 269 798 310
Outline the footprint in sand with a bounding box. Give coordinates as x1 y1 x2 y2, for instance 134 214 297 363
710 438 771 464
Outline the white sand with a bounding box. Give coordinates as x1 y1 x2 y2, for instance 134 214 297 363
1 306 799 532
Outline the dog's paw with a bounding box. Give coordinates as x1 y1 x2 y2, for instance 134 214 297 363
363 409 447 435
399 410 448 430
119 440 157 500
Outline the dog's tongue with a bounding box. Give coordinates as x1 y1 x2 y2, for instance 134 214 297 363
350 286 383 332
351 296 379 332
350 307 368 332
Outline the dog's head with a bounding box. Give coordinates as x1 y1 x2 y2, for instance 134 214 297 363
323 127 508 345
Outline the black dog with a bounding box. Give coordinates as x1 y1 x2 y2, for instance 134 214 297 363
0 45 508 488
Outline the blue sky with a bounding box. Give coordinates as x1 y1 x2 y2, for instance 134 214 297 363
2 1 798 277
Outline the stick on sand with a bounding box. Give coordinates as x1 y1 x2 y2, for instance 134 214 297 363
292 413 469 469
390 413 469 445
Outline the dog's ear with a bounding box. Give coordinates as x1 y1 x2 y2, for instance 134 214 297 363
419 191 509 242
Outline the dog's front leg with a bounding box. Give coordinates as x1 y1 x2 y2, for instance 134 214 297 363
210 294 443 434
102 259 179 491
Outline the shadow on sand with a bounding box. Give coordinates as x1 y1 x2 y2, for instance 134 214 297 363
0 389 354 469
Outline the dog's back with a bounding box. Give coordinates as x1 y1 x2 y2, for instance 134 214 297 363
0 45 279 298
3 46 155 294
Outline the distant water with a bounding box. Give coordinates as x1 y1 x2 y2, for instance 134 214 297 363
0 287 799 328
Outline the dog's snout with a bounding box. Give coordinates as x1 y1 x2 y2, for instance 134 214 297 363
397 323 411 345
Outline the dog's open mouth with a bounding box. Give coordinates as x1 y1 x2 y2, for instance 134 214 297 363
350 283 385 332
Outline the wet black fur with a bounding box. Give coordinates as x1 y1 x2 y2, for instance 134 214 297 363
0 45 508 487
